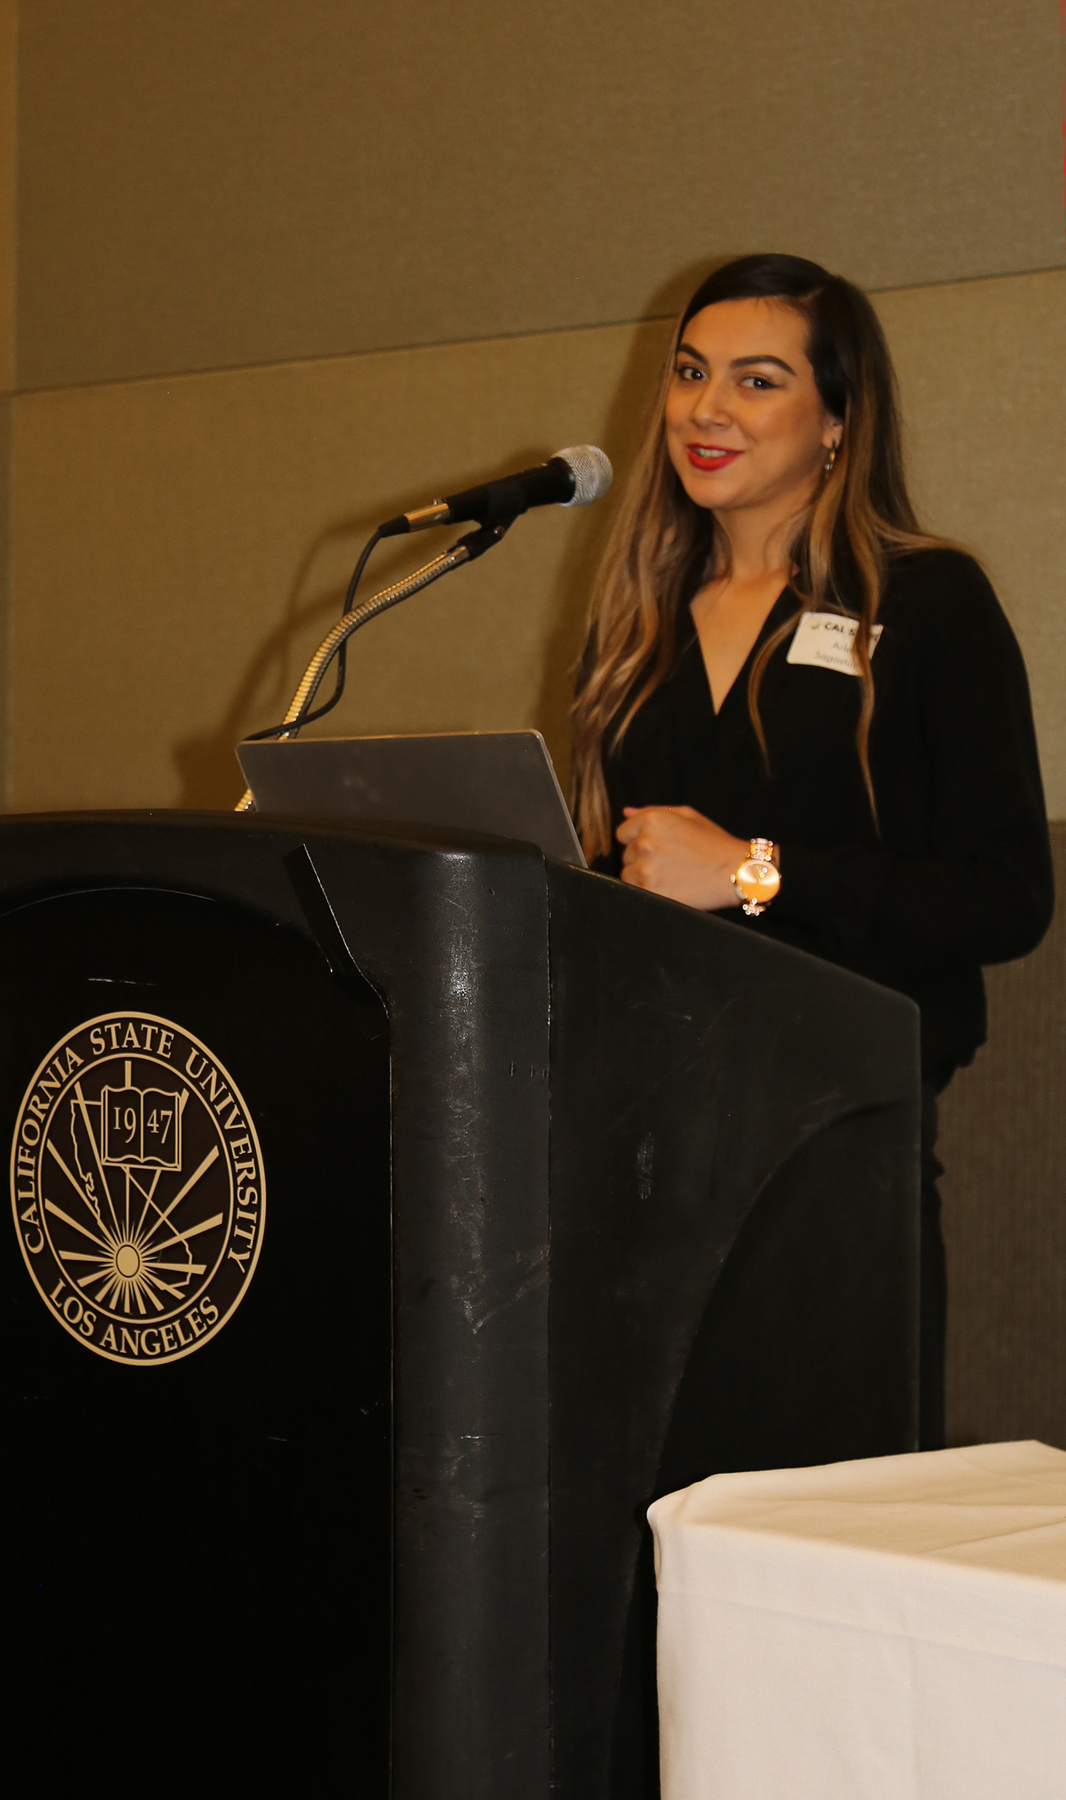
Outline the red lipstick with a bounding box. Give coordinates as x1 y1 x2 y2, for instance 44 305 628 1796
686 444 742 471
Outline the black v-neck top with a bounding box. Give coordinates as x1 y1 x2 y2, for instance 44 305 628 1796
596 548 1053 1086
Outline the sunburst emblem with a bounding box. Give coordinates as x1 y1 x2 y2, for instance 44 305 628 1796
11 1012 266 1365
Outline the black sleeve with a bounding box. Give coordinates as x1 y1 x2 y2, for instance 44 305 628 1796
772 558 1054 975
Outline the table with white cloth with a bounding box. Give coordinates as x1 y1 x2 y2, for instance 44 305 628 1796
649 1439 1066 1800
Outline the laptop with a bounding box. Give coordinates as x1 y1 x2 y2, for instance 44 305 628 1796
236 730 587 868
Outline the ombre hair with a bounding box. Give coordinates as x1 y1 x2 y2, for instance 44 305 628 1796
571 253 944 861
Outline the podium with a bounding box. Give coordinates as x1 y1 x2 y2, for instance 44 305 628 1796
2 811 919 1800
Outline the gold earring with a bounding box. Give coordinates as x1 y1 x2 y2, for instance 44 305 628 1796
824 444 838 476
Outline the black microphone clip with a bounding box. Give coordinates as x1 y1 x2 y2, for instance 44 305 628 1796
452 519 513 561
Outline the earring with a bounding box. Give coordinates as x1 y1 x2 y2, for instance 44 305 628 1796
824 444 838 476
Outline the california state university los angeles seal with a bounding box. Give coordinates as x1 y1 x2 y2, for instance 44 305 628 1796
10 1012 266 1365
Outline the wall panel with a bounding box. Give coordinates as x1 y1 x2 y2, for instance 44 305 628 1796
9 320 670 810
940 825 1066 1450
875 270 1066 816
0 0 14 395
9 266 1064 817
16 0 1063 390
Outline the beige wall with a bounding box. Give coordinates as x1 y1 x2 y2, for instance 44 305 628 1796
0 0 13 394
8 269 1066 815
878 271 1066 817
9 321 665 810
15 0 1063 389
940 826 1066 1450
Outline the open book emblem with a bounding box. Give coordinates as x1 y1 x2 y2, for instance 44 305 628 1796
10 1013 266 1366
99 1078 183 1171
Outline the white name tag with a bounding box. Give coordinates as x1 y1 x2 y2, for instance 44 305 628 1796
786 611 883 676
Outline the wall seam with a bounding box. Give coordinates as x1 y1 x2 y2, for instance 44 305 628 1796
11 264 1066 404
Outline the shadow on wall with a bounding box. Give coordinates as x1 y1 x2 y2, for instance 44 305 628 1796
172 515 364 810
171 441 559 810
171 450 600 813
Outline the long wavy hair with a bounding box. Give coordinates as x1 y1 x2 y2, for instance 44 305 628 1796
571 253 944 861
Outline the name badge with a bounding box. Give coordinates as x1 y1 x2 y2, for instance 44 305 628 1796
786 611 883 676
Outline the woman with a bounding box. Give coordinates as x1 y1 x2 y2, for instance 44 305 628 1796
572 254 1053 1448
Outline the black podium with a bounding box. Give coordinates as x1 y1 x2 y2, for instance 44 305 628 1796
2 813 919 1800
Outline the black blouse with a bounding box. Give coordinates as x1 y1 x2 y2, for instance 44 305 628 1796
597 549 1054 1087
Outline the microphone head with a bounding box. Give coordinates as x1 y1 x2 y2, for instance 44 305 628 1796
555 445 613 508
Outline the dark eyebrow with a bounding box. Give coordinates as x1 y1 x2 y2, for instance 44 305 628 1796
732 354 796 374
676 341 797 376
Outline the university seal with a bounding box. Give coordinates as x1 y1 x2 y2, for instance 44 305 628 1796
10 1011 266 1365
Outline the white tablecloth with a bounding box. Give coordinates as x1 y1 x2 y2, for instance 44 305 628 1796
649 1440 1066 1800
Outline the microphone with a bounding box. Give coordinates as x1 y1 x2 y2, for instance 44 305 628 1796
378 444 613 537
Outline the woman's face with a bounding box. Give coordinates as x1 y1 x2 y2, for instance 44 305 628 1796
664 297 842 520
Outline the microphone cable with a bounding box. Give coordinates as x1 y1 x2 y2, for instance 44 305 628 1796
243 526 383 743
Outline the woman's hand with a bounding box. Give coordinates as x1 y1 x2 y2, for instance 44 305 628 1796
616 806 750 910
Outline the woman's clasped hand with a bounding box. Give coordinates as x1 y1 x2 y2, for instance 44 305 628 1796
616 805 749 910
